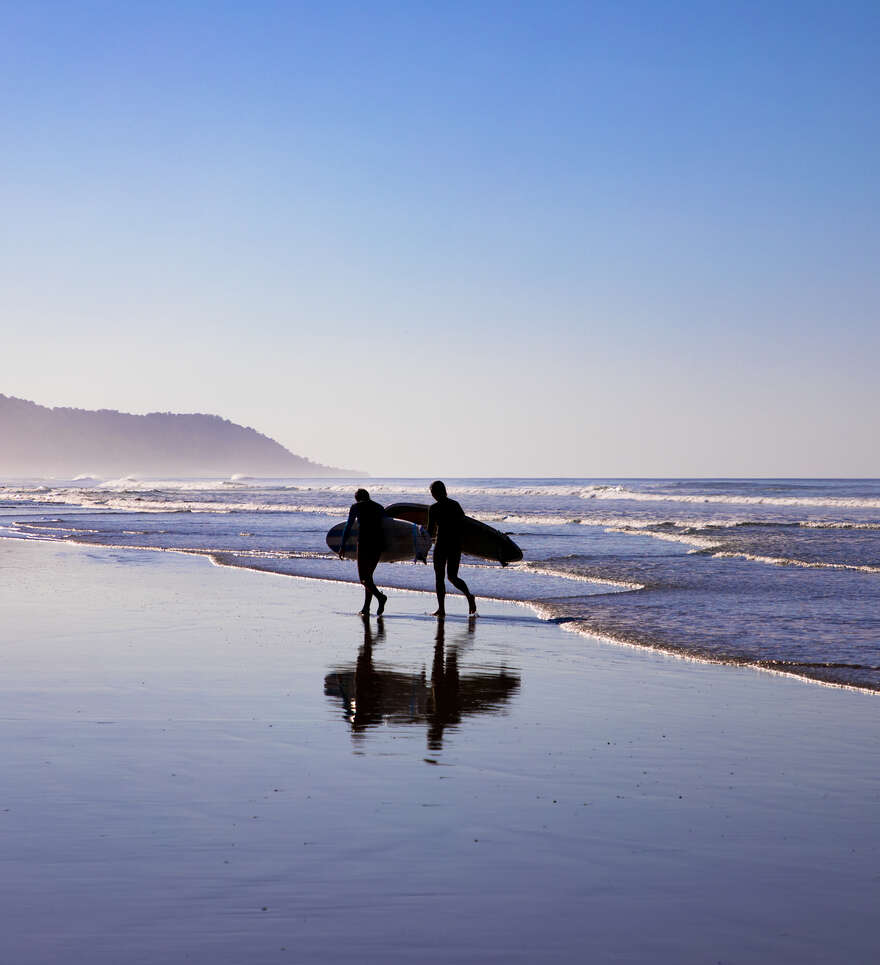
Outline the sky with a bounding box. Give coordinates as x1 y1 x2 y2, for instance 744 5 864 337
2 0 878 476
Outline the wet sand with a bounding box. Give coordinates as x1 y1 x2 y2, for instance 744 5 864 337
1 538 878 964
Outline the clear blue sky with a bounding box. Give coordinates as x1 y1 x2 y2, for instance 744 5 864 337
2 1 878 475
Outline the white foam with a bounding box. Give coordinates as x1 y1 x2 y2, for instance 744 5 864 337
12 522 101 535
298 482 619 499
712 551 880 575
0 485 347 516
523 564 644 590
544 620 878 694
90 497 344 515
604 526 722 551
801 520 880 530
584 487 880 511
98 476 144 489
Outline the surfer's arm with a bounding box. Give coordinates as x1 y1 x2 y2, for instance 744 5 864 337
427 503 438 541
339 505 357 558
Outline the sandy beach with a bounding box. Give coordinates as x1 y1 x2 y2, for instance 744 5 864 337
1 537 878 964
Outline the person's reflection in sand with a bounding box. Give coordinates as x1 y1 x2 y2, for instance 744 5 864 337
346 615 386 738
427 618 459 750
324 615 520 750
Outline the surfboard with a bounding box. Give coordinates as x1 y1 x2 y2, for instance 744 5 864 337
326 516 431 564
385 502 523 566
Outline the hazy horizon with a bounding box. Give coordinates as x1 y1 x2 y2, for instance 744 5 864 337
2 3 878 476
2 391 877 481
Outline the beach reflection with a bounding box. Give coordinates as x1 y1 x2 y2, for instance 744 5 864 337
324 617 521 749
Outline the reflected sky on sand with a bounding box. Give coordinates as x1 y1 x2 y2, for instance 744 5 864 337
324 616 521 750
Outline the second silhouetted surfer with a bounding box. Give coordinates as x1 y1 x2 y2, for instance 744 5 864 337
427 480 477 617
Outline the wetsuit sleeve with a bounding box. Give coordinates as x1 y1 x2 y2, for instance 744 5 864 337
428 503 438 539
340 504 357 551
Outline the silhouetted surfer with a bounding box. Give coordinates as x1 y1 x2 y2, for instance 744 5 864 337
339 488 388 616
428 480 477 617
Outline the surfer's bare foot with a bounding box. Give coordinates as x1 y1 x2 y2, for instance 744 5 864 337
467 594 477 615
376 593 387 616
358 608 368 617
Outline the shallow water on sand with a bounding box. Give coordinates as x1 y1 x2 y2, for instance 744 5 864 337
2 476 879 689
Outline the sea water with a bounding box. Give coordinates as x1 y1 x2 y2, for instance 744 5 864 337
1 476 878 691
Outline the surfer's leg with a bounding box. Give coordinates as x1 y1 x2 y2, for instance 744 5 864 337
366 556 386 614
447 549 477 614
357 548 381 614
358 573 373 615
433 549 447 616
367 543 387 614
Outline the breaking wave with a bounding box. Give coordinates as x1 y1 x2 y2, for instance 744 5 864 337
583 486 880 510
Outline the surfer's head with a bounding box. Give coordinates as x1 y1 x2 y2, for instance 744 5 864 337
430 480 447 500
355 488 370 502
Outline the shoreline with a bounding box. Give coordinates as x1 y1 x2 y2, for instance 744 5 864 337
4 530 877 696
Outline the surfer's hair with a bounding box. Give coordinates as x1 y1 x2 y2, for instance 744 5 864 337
355 488 370 501
430 480 447 499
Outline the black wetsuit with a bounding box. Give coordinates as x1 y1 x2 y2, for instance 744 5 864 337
428 496 473 607
341 499 386 584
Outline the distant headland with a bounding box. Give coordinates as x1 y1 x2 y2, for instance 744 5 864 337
0 394 357 477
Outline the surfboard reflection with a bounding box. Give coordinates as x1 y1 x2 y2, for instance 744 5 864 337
324 617 521 750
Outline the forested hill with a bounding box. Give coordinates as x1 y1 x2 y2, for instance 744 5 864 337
0 395 354 476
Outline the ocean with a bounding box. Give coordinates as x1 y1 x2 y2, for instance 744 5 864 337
2 476 878 692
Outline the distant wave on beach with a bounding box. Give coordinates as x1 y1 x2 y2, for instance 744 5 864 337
2 476 878 692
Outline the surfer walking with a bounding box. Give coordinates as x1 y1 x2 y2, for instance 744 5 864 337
339 488 388 616
428 480 477 617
